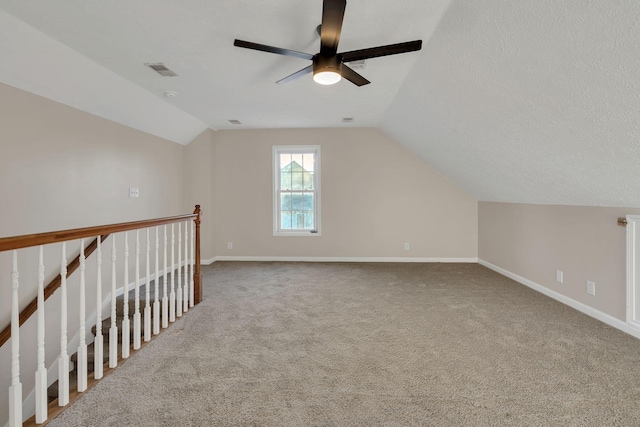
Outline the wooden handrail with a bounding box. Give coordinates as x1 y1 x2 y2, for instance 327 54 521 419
0 206 203 348
0 213 197 252
0 235 109 348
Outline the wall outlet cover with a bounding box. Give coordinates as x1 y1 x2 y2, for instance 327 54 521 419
556 270 563 283
587 281 596 296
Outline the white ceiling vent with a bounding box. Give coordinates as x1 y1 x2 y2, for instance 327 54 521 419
228 119 242 125
342 117 354 123
145 63 178 77
346 59 366 70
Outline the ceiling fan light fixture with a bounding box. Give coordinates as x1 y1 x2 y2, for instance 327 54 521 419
313 54 342 85
313 69 341 85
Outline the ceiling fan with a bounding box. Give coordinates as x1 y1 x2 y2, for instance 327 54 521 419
233 0 422 87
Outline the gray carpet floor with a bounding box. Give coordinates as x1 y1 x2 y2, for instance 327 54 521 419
48 262 640 426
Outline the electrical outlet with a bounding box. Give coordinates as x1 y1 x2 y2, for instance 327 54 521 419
129 187 139 198
556 270 563 283
587 281 596 296
404 243 410 251
227 242 233 250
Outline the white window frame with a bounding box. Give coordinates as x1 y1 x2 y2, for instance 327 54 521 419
273 145 321 236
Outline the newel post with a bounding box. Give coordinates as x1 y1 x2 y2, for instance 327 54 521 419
193 205 203 304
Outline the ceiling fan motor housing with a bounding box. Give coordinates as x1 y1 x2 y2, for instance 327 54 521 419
313 54 342 74
313 54 343 84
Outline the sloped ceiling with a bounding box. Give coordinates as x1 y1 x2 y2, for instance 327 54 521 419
382 0 640 207
1 0 639 207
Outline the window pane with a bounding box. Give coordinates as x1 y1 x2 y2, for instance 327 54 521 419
302 153 314 172
281 211 292 230
303 193 314 211
280 153 292 170
280 172 291 190
303 171 314 190
291 193 303 210
304 212 315 229
280 193 292 210
294 212 305 229
292 153 303 168
291 172 303 190
280 153 291 167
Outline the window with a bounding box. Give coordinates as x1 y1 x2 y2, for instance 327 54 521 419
273 146 321 236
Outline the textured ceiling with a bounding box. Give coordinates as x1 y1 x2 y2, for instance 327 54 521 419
1 0 639 207
381 0 640 207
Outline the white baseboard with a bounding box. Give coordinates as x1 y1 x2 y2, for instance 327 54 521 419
201 257 216 265
478 259 640 340
214 256 478 263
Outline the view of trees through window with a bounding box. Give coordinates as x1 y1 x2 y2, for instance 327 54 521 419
279 152 315 230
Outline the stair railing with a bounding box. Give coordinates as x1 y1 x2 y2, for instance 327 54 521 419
0 205 202 426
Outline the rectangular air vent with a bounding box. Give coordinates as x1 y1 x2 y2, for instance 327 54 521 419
346 59 366 70
342 117 354 123
228 119 242 125
145 63 178 77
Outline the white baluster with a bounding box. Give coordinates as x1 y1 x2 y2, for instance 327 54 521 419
183 221 189 313
77 239 88 392
176 223 183 318
170 223 176 323
9 251 22 427
58 242 69 406
162 225 168 328
153 226 160 335
94 236 104 379
35 246 47 423
109 235 118 368
190 220 195 308
133 230 141 350
122 233 130 358
144 228 151 342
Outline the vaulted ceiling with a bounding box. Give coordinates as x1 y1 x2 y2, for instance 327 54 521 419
1 0 639 207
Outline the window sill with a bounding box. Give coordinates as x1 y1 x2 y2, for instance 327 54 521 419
274 230 322 237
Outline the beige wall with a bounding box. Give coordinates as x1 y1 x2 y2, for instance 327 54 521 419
0 82 187 425
0 83 185 236
0 81 187 321
184 128 216 261
213 128 478 259
479 202 640 321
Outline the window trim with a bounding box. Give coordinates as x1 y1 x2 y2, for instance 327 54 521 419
272 145 321 237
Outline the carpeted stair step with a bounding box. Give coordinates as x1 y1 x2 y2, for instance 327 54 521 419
91 298 145 344
50 339 126 402
91 317 145 344
69 340 110 372
46 291 160 404
47 369 77 403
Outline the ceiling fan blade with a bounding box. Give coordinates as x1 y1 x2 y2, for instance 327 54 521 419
340 40 423 62
276 65 314 85
234 39 314 60
340 64 370 87
320 0 346 55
